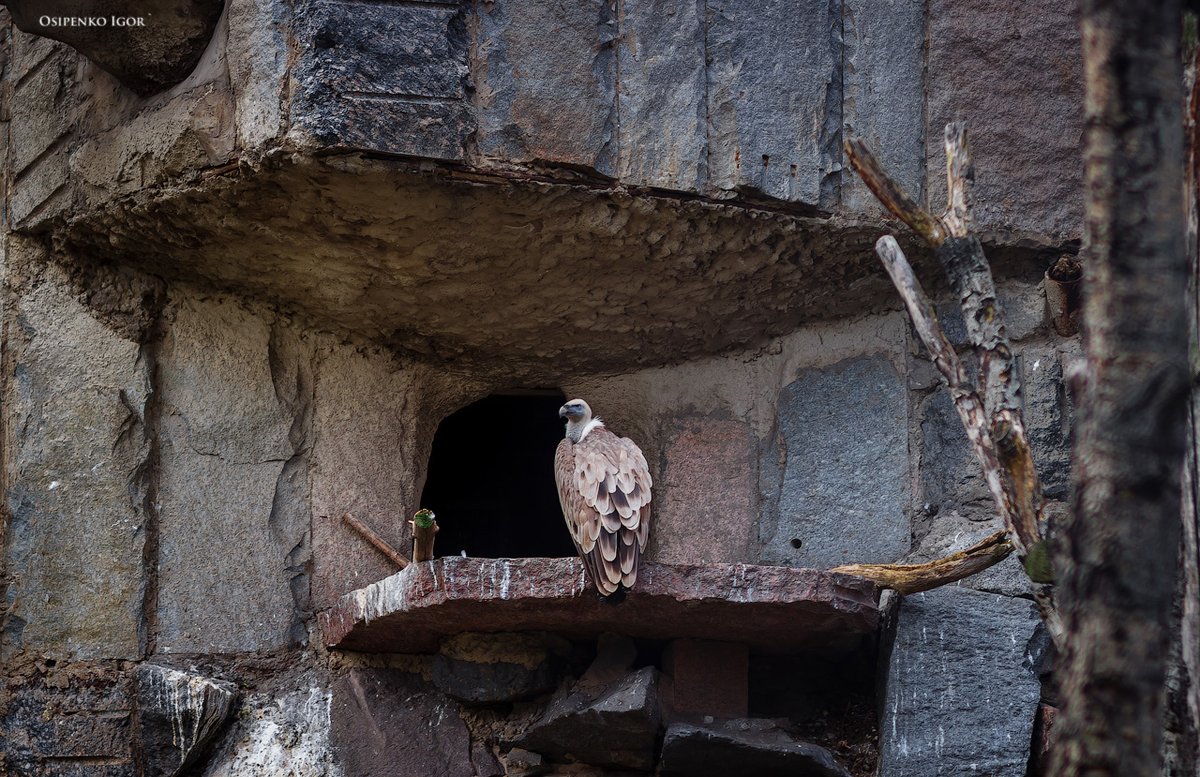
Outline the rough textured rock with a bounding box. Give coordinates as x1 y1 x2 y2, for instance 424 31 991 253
760 355 910 569
1020 343 1071 500
321 557 879 653
135 664 237 777
515 666 661 770
292 0 471 159
0 661 136 776
7 47 73 226
651 417 756 564
840 0 925 214
925 0 1083 239
308 344 482 610
72 83 236 203
156 297 310 653
917 389 995 521
225 0 289 149
707 0 840 205
878 587 1041 776
330 669 475 777
432 632 569 704
56 157 910 382
617 0 707 190
2 262 151 661
475 0 618 175
5 0 224 95
202 684 340 777
659 720 851 777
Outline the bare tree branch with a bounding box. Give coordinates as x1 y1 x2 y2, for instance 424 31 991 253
843 137 948 245
845 125 1063 645
833 531 1012 595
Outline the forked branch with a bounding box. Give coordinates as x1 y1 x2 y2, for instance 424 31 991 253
840 122 1062 644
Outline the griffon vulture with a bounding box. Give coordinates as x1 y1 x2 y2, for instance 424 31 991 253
555 399 652 597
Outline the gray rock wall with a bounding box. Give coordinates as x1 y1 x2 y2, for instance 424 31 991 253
156 297 310 654
0 267 1073 774
2 246 152 662
0 1 1083 774
3 0 1084 244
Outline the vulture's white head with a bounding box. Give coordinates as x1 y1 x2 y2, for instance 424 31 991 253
560 398 603 443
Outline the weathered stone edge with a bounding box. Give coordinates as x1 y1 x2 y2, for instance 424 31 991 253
319 557 880 651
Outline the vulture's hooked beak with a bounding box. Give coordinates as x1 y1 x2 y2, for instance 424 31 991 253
558 405 569 419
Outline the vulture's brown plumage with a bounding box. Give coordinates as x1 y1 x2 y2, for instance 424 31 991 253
554 399 652 597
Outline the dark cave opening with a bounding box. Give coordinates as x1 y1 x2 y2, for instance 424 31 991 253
420 390 578 560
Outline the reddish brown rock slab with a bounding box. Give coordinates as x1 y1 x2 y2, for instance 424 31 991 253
320 557 880 654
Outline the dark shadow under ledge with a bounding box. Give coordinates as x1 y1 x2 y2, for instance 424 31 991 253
320 557 881 654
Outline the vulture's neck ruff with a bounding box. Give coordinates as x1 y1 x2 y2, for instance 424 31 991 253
567 417 605 444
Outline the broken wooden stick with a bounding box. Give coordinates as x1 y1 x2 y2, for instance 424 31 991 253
409 508 439 563
834 530 1012 594
341 512 410 569
843 122 1063 644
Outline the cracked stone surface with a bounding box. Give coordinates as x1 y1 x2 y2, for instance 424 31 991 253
156 296 311 653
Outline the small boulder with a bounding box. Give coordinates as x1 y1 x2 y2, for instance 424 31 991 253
515 666 661 770
659 720 851 777
135 664 237 777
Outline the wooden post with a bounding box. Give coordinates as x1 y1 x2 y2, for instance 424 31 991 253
410 509 439 563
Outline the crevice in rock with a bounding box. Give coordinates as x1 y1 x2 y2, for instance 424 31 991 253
135 307 166 660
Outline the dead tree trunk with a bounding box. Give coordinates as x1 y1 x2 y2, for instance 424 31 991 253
1051 1 1190 774
1164 24 1200 776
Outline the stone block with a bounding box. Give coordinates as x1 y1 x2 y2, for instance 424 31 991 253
433 632 569 704
73 84 236 200
292 0 472 159
156 298 310 653
926 0 1083 239
10 27 61 82
475 0 618 175
2 271 150 661
309 344 428 611
135 664 237 777
663 639 748 719
226 0 289 150
617 0 707 191
841 0 925 214
8 145 70 232
652 417 755 565
330 669 475 777
878 587 1041 776
707 0 840 205
660 720 851 777
9 50 72 174
918 390 993 520
515 666 661 770
760 355 910 568
202 684 338 776
1021 344 1071 500
322 557 879 653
